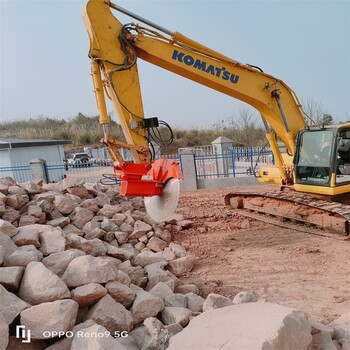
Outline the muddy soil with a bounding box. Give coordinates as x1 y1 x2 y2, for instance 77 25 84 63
172 186 350 322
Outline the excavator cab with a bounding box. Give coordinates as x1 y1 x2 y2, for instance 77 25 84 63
294 125 350 189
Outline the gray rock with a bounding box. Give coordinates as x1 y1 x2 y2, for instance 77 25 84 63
21 299 79 339
0 219 18 237
129 220 152 240
233 291 258 304
129 326 149 350
167 255 199 276
169 243 187 258
105 281 136 308
41 249 85 277
130 289 165 324
118 260 146 286
79 237 107 256
168 302 312 350
27 205 43 217
186 292 205 313
134 250 167 267
6 194 29 210
164 323 183 339
114 231 130 245
84 294 133 332
19 261 70 304
47 217 70 228
161 307 192 327
98 204 119 218
203 293 233 312
71 283 107 307
71 208 94 229
164 293 187 308
62 255 119 288
0 266 24 291
163 247 176 261
4 248 39 267
0 284 30 325
106 243 138 261
0 232 17 260
12 226 40 247
39 226 66 256
149 282 174 300
143 317 169 350
145 262 173 290
147 237 167 252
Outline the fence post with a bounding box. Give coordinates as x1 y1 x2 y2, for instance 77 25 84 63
29 158 48 183
180 152 197 190
211 137 233 177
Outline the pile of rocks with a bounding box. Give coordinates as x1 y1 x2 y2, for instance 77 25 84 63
0 176 349 350
0 176 201 349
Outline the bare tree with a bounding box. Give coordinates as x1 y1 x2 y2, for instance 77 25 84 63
302 97 333 124
220 108 265 146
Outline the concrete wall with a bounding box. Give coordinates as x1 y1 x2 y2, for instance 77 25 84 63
197 176 262 189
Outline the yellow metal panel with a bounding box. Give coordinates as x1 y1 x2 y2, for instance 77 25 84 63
83 0 149 163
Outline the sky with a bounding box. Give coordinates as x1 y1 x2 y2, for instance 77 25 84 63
0 0 349 129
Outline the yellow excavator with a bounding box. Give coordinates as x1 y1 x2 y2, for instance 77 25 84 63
83 0 350 234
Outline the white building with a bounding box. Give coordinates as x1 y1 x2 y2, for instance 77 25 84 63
0 138 71 182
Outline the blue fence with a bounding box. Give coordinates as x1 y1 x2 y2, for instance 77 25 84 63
0 147 274 184
194 147 274 179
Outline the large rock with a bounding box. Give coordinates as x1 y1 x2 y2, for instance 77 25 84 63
0 266 25 291
71 283 107 307
0 232 17 260
61 255 118 288
71 208 94 229
12 226 40 247
203 293 233 312
161 307 192 327
21 299 79 339
168 302 312 350
39 226 66 256
84 294 133 332
130 289 165 324
145 262 175 290
134 251 167 267
167 255 199 276
71 324 128 350
41 249 85 277
186 292 205 313
143 317 169 350
105 281 136 308
0 219 18 237
19 262 70 305
0 284 30 325
4 248 39 267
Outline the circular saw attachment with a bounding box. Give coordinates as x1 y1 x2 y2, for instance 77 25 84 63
144 178 181 223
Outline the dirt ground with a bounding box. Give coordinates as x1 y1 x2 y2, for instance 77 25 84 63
172 186 350 323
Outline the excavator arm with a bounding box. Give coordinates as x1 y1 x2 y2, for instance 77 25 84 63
82 0 316 220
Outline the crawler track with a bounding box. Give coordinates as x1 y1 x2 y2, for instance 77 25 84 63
224 190 350 235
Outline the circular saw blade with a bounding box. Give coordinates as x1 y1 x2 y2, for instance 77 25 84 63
144 178 181 223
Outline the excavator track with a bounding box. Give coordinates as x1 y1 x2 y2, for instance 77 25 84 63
224 190 350 235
